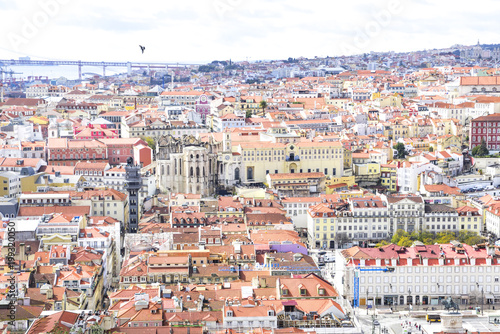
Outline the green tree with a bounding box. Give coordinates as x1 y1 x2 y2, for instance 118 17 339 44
376 240 390 247
391 229 409 244
398 236 414 247
428 146 434 152
89 324 104 334
459 230 484 245
141 136 156 151
417 230 436 244
245 109 252 119
465 235 485 245
259 100 268 114
393 142 407 159
435 231 456 244
471 139 489 156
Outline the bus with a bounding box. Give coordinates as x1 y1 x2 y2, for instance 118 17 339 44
426 314 441 322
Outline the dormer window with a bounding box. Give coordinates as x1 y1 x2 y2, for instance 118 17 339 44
226 310 233 317
281 288 289 295
318 288 326 296
268 310 275 316
300 288 307 296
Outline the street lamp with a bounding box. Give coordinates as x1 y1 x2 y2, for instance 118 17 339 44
408 288 412 311
476 282 484 316
482 288 484 316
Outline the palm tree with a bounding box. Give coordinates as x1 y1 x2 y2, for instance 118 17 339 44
259 100 268 114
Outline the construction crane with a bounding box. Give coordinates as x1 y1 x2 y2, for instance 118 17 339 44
353 266 395 308
0 67 22 102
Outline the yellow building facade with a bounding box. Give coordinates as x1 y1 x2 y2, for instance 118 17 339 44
237 141 344 184
380 164 398 192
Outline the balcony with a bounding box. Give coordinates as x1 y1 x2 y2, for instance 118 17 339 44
286 156 301 162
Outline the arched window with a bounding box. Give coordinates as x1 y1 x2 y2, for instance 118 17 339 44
203 167 205 177
167 165 170 176
235 168 240 180
196 154 199 159
196 167 200 178
161 165 164 175
190 167 193 177
174 160 177 175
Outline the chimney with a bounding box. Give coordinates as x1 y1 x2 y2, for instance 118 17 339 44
487 246 496 257
76 266 82 274
19 243 26 261
251 276 259 289
46 286 54 299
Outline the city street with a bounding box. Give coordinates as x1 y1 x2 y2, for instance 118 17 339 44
354 309 500 334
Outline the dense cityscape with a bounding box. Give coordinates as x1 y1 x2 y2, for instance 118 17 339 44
3 41 500 333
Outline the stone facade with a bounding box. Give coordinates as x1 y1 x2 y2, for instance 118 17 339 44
156 135 219 196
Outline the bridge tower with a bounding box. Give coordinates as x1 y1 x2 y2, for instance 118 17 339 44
78 60 82 81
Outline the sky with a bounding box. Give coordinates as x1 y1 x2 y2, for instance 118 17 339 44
0 0 499 64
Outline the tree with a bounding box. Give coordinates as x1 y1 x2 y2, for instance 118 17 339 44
376 240 390 247
259 100 268 114
416 230 435 245
428 146 434 152
142 136 156 152
398 236 414 247
435 231 456 244
471 139 489 157
466 235 485 245
393 142 407 159
245 109 252 119
89 324 104 334
459 230 484 245
391 229 410 244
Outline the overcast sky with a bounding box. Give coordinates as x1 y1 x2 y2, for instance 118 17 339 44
0 0 499 64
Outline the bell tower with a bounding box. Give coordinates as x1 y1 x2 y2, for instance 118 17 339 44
223 132 231 152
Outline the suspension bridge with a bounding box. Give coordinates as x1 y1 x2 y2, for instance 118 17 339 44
0 59 205 80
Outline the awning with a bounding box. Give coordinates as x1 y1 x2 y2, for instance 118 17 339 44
282 300 297 306
486 294 495 300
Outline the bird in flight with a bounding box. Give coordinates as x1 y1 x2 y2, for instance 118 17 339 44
139 45 145 54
